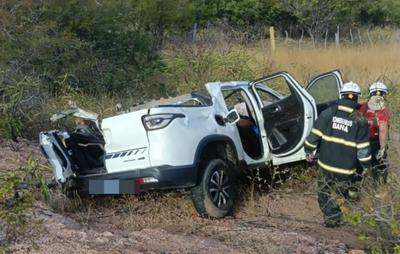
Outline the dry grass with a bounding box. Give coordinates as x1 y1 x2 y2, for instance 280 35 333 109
250 43 400 85
249 42 400 130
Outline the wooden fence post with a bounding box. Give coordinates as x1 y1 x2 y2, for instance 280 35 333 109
308 28 315 48
324 29 328 48
299 29 304 49
192 23 197 42
270 26 276 52
335 25 340 48
350 28 354 45
367 30 373 46
357 29 362 45
261 27 265 49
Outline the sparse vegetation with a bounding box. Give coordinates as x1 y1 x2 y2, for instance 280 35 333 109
0 1 399 252
341 161 400 251
0 157 49 250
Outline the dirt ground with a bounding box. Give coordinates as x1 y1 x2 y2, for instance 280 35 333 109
1 140 369 253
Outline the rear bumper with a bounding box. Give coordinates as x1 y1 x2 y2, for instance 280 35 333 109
75 164 198 194
40 131 199 194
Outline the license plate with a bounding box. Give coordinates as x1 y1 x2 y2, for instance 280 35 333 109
89 179 135 194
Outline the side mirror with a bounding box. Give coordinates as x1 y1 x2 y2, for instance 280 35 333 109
225 109 240 125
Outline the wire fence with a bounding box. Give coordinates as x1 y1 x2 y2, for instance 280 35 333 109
167 23 400 49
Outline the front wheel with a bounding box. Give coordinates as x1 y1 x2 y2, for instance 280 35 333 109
191 158 237 218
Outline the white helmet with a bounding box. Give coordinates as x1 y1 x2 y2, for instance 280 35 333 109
340 81 361 96
369 81 388 96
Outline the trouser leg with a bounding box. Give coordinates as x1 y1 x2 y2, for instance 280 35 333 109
317 171 342 224
335 174 358 200
370 138 388 184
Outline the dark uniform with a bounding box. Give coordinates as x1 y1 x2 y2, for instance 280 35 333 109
305 98 371 226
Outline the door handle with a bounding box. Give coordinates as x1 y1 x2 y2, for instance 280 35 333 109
270 105 281 113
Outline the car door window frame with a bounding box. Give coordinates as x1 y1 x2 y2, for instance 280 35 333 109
305 69 343 115
306 69 343 103
249 72 314 158
221 86 265 159
250 72 305 108
253 85 282 107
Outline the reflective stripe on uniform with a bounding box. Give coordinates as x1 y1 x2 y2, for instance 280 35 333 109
311 131 370 149
322 135 356 147
311 128 323 137
359 155 372 162
338 105 354 113
356 142 370 149
305 140 317 148
317 160 356 175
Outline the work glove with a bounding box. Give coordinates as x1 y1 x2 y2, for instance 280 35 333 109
376 147 386 161
305 153 316 163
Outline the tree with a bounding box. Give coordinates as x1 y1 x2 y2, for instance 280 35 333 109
131 0 196 47
280 0 338 41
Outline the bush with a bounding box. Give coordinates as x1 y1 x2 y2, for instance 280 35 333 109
41 0 165 94
341 173 400 252
0 1 167 139
0 76 43 140
0 158 49 247
164 43 255 95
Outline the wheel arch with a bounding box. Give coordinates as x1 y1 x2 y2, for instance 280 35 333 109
193 135 242 184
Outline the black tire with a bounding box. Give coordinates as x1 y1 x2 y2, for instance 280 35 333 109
191 158 237 218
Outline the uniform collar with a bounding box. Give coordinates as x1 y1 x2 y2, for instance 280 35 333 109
338 99 358 113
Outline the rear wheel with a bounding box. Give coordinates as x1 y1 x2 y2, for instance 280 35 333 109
191 158 236 218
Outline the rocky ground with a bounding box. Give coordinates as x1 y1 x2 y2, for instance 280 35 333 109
0 140 370 253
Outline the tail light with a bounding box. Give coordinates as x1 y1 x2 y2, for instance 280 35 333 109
134 177 159 192
142 113 185 130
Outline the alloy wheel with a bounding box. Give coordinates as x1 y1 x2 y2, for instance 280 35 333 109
208 169 231 208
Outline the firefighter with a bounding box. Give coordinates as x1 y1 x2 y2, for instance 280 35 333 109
359 82 390 183
304 81 371 227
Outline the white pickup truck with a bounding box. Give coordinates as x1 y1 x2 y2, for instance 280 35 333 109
40 70 343 218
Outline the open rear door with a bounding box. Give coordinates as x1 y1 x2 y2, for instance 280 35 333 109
306 70 343 115
250 72 315 165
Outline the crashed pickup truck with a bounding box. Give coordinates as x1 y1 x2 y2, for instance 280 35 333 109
40 70 343 218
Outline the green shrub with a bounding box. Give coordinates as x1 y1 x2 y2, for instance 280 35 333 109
164 44 255 95
342 175 400 252
0 76 42 140
0 158 49 246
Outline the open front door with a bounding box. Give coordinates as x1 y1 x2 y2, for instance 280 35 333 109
250 72 315 164
306 70 343 115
